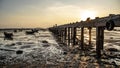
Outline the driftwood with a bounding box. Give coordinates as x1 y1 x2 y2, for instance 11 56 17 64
0 48 15 51
0 48 23 54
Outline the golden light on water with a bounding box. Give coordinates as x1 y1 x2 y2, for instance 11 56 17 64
80 10 97 21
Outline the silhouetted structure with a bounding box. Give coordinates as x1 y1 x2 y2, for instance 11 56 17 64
49 14 120 59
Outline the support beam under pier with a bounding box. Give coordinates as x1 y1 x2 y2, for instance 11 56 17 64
96 27 104 58
73 27 77 45
81 27 84 50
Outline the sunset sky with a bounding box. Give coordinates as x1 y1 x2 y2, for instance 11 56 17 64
0 0 120 28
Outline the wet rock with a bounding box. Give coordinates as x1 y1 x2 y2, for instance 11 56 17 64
16 50 23 54
14 30 17 32
4 32 13 40
63 51 67 55
110 37 113 39
11 43 16 46
107 48 119 52
111 61 119 68
42 40 48 43
25 30 35 35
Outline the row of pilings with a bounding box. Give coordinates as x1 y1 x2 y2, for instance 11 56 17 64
49 14 120 59
49 26 104 59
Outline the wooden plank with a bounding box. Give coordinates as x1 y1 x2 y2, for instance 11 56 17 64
49 14 120 29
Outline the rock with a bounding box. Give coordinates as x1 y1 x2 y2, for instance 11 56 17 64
110 37 113 39
63 51 67 55
16 50 23 54
4 32 13 40
14 30 17 32
25 30 35 35
107 48 119 52
111 61 119 68
11 43 16 46
42 40 48 43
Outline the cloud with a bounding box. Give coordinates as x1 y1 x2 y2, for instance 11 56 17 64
0 0 120 28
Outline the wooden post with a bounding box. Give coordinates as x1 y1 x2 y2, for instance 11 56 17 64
62 30 64 43
58 30 61 40
73 27 76 45
96 27 104 58
56 29 59 35
71 27 73 45
101 27 104 50
60 30 63 43
88 27 92 45
81 27 84 50
68 27 70 46
60 30 63 42
64 28 67 43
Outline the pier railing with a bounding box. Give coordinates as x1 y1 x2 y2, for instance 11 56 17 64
49 14 120 58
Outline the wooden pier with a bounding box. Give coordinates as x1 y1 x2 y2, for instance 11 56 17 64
49 14 120 58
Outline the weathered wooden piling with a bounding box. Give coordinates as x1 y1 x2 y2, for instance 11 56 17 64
61 30 63 42
64 28 67 43
58 30 61 41
88 27 92 45
96 27 104 58
68 27 70 46
62 30 65 43
73 27 76 45
81 27 84 50
70 27 72 44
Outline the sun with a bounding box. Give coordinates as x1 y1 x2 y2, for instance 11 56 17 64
80 10 97 21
